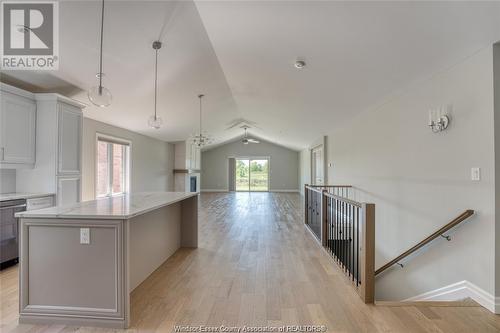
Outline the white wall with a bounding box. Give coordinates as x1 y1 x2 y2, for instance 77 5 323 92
201 139 299 191
82 118 174 201
299 149 310 194
300 46 496 301
0 169 16 193
493 43 500 299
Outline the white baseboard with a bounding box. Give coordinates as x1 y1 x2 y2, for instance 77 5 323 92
200 189 228 192
404 280 500 313
270 189 300 193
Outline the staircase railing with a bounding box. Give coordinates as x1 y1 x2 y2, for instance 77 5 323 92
304 184 375 303
306 184 352 197
375 210 474 276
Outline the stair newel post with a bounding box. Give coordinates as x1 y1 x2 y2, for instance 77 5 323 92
359 203 375 303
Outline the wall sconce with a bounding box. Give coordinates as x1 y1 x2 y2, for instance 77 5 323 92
428 107 450 133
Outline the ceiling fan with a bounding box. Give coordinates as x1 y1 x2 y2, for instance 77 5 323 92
241 126 260 144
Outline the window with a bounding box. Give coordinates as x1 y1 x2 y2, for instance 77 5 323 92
96 135 130 198
235 158 269 192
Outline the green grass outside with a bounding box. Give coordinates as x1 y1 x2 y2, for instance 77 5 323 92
236 171 268 191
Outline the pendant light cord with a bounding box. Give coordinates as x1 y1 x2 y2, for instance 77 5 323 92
98 0 105 91
199 95 202 136
154 47 158 120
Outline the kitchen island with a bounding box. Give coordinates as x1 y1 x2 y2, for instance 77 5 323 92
15 192 198 328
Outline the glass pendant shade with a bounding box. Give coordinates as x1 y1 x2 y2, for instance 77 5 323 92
88 85 112 107
148 115 163 129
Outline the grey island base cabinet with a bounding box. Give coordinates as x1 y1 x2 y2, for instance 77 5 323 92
15 192 198 328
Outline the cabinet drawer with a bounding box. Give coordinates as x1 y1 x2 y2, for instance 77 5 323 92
27 196 54 211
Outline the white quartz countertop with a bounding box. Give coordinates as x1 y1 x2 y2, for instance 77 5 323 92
0 192 55 201
16 192 198 219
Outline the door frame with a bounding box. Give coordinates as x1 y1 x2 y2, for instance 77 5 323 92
309 136 328 186
232 156 270 192
311 145 324 185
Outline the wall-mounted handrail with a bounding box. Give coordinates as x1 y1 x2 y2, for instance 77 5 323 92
375 210 475 276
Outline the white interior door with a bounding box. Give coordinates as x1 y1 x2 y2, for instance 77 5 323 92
311 146 324 185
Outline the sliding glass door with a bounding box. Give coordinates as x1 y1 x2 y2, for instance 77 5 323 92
235 158 269 192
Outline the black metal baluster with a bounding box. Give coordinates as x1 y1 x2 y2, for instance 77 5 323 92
338 198 341 264
331 197 334 255
327 197 330 253
356 206 359 285
335 198 339 261
347 203 351 277
350 202 356 281
330 197 333 255
340 200 343 268
308 189 311 226
342 202 347 272
344 201 347 272
332 197 335 258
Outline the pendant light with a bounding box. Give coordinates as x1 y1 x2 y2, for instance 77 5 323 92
192 94 213 147
88 0 112 107
148 41 163 129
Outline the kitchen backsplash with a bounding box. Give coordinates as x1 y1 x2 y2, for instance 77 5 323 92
0 169 16 193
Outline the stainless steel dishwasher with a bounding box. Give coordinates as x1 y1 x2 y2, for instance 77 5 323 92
0 199 26 269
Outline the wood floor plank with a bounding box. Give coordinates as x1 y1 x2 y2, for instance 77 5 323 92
1 192 500 332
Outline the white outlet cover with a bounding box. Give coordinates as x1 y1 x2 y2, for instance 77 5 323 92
80 228 90 244
471 167 481 181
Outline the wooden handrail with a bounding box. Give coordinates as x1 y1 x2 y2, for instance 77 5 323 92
305 186 324 193
324 191 362 208
375 210 474 276
307 185 352 188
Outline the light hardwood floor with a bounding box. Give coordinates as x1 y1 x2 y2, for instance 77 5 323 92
1 192 500 332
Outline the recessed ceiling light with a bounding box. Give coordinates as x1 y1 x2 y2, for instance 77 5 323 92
294 60 306 69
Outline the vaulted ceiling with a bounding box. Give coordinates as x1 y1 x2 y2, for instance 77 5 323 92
3 1 500 151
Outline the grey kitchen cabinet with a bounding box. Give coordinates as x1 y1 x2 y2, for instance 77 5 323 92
0 90 36 166
57 104 82 175
57 176 81 206
15 90 85 206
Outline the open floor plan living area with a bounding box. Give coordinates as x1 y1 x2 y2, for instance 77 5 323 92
1 1 500 332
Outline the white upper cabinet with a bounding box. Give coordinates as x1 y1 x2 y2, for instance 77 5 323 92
175 141 201 170
193 145 201 170
187 143 201 170
57 103 82 175
0 91 36 165
13 90 85 205
190 143 197 169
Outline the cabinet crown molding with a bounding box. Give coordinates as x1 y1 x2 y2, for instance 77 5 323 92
35 93 87 109
0 83 35 100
